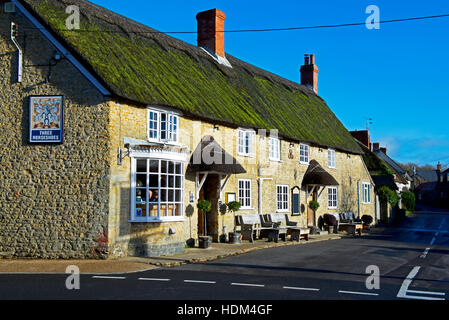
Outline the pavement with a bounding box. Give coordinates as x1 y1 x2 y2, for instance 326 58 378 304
0 232 342 274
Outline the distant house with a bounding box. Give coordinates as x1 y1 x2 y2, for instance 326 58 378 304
415 163 449 208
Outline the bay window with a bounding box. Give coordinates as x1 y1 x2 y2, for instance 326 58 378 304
131 157 184 222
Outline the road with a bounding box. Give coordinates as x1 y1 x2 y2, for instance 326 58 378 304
1 210 448 300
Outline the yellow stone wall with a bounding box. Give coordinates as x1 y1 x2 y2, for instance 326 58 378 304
107 101 376 257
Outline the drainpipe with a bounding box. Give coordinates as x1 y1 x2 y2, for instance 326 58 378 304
11 22 23 83
357 181 360 218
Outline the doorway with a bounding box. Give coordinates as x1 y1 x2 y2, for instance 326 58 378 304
307 188 317 227
198 174 220 241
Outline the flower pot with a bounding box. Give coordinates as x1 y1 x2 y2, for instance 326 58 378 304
198 236 211 249
229 232 241 244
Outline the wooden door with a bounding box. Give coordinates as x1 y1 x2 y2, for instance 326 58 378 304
307 191 316 227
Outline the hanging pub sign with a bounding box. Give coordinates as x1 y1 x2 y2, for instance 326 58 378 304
29 96 64 143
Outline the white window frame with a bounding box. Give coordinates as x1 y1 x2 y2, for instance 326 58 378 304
238 179 252 209
276 185 289 212
328 149 336 169
362 182 371 204
130 156 185 222
300 143 309 164
328 187 338 209
269 137 281 161
147 108 179 144
237 129 255 157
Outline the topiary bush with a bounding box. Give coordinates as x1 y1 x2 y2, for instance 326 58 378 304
197 200 212 236
323 213 337 226
308 200 320 213
361 215 374 225
401 191 416 212
227 201 241 233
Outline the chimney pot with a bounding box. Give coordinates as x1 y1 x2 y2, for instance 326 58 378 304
196 9 226 57
437 162 442 172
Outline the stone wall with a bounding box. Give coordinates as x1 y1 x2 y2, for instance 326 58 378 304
0 9 110 258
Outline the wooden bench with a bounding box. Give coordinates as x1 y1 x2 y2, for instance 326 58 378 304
239 215 274 243
265 213 310 242
337 212 363 236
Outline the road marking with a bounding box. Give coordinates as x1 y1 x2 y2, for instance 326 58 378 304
184 280 216 284
430 236 437 245
92 276 126 280
283 286 320 292
407 289 445 296
138 278 170 282
338 290 379 296
420 248 430 259
231 282 265 288
397 266 446 300
438 218 446 230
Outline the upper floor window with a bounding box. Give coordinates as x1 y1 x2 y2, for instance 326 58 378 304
328 187 338 209
300 144 309 164
238 130 254 156
269 137 280 161
362 183 371 204
148 109 179 143
328 149 336 168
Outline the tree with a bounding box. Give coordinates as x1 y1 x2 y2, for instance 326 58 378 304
377 186 399 207
401 191 416 212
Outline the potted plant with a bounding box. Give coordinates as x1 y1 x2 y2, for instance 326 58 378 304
361 215 374 230
197 200 212 249
323 213 337 234
227 201 241 244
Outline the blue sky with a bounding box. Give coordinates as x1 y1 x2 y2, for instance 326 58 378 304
90 0 449 166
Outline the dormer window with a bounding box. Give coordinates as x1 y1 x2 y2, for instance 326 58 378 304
148 108 179 144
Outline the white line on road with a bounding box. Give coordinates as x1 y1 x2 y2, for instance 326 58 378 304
430 236 437 245
231 282 265 288
283 286 320 292
397 266 421 298
420 248 430 259
338 290 379 296
92 276 126 280
407 289 445 296
397 266 446 300
138 278 171 282
184 280 216 284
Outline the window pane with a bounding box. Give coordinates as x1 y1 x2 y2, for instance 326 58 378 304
136 174 147 188
137 159 147 172
161 161 168 174
149 160 159 173
175 163 182 174
149 174 158 188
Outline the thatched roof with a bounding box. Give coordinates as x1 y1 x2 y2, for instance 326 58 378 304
187 136 246 175
20 0 362 154
301 160 339 187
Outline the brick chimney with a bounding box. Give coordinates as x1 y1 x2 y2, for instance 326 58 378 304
380 147 387 154
373 142 380 151
437 161 442 172
350 130 371 150
196 9 226 58
300 54 319 93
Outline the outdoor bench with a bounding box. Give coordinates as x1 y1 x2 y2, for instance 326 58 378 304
239 214 275 243
265 213 310 242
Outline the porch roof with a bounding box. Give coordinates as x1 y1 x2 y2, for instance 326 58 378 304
187 135 246 175
301 160 339 187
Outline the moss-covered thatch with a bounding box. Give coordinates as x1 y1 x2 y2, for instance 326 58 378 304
21 0 362 154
